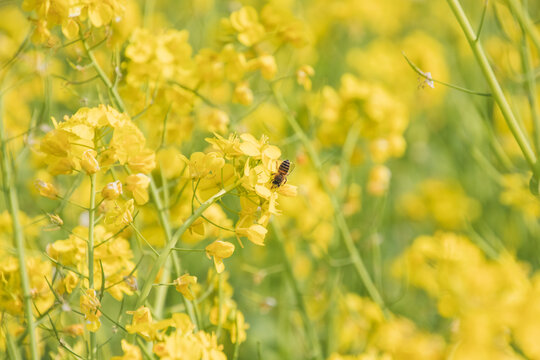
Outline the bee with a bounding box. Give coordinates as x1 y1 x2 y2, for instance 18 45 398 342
271 159 293 188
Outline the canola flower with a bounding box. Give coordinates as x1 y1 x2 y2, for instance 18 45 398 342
1 0 540 359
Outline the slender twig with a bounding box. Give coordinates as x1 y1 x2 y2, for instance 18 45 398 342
271 86 388 315
134 182 239 311
446 0 539 176
519 0 540 154
80 31 126 113
0 27 31 72
216 272 224 338
504 0 540 53
168 80 220 108
271 220 323 360
0 99 39 360
475 0 489 42
88 173 97 360
403 52 492 97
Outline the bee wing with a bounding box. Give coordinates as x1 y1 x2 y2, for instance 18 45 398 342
288 162 296 176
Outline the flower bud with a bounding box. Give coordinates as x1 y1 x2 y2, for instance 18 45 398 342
367 165 391 197
81 150 100 174
102 180 123 200
258 55 277 79
35 180 59 199
296 65 315 91
233 82 254 106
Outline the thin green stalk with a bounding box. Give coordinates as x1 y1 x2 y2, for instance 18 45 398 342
88 173 97 360
505 0 540 53
271 86 388 315
149 177 178 319
232 311 241 360
0 100 39 360
271 220 323 360
446 0 539 176
403 53 491 97
475 0 489 42
216 272 224 338
134 182 238 311
519 2 540 154
80 33 126 113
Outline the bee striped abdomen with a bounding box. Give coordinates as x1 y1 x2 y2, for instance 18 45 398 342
278 160 290 175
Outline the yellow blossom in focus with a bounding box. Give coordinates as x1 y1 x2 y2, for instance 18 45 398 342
180 152 225 179
205 240 235 273
104 199 135 231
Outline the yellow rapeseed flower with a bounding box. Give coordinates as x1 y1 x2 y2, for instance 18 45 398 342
173 274 198 301
205 240 235 273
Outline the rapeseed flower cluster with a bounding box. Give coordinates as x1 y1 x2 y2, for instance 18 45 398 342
2 0 540 359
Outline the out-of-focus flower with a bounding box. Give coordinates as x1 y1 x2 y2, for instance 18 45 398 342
233 82 254 106
111 339 142 360
80 289 101 332
222 6 265 47
296 65 315 91
35 180 58 199
126 173 150 205
367 165 391 197
63 324 85 337
23 0 126 42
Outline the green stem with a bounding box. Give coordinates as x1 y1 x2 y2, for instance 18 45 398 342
134 182 238 311
519 1 540 154
88 173 97 360
505 0 540 53
271 86 388 315
80 33 126 113
446 0 538 176
216 272 224 338
0 100 39 360
149 177 178 319
271 220 323 360
403 52 492 96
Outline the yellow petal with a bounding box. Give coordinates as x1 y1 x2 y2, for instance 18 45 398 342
239 142 260 157
278 184 298 197
89 3 113 27
214 258 225 273
62 19 79 39
262 145 281 160
255 184 271 199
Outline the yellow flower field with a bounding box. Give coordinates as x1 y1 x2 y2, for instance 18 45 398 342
1 0 540 359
